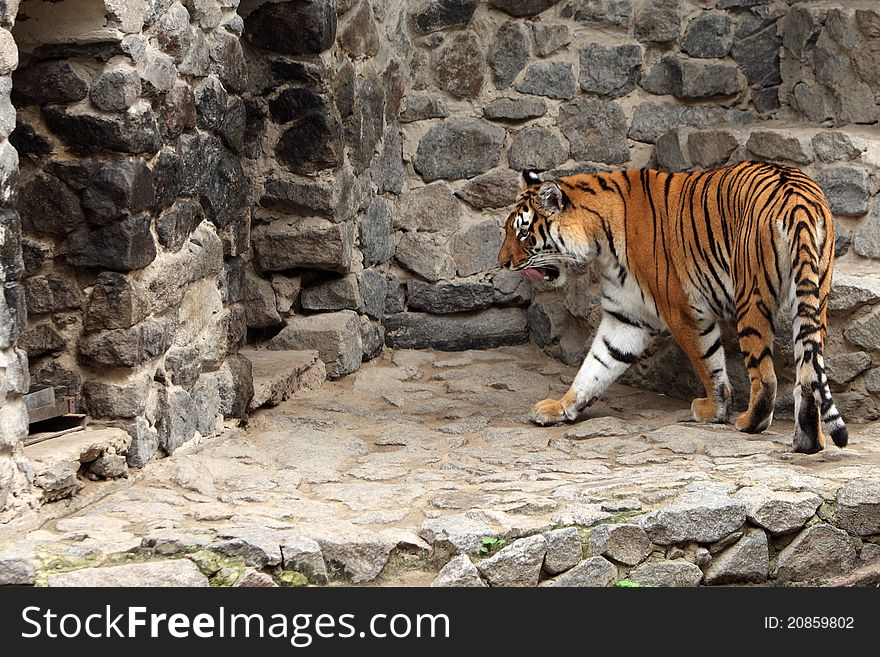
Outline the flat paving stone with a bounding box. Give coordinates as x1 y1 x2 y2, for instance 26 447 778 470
4 345 880 587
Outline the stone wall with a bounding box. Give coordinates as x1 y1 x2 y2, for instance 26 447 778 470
0 1 31 518
6 0 251 507
2 0 880 519
239 0 880 422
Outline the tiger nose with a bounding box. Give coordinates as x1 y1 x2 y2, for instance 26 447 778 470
497 251 512 269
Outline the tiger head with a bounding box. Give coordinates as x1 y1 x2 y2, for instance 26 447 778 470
497 170 571 283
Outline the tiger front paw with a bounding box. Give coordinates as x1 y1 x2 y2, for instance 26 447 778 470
531 398 572 426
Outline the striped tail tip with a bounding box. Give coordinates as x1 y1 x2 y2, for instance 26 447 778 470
829 420 848 448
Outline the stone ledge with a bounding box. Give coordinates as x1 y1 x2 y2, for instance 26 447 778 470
24 428 131 502
241 348 327 412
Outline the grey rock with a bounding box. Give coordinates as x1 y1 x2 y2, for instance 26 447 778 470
360 198 395 267
245 0 336 54
395 233 456 282
81 157 155 225
339 0 379 58
301 275 362 313
373 127 405 195
17 172 84 236
0 552 35 586
234 570 277 588
456 169 522 210
849 308 880 361
409 0 478 35
24 276 82 315
829 273 880 314
703 529 768 585
483 96 547 122
385 275 406 314
420 513 499 555
399 93 449 122
630 560 703 587
159 389 196 454
78 319 172 368
407 281 495 314
191 374 221 436
813 131 863 163
816 167 869 217
252 221 354 273
688 130 739 168
565 416 649 439
629 102 753 144
12 60 89 105
414 118 505 182
274 99 343 175
654 129 690 171
732 25 781 88
357 270 386 320
311 527 393 583
156 200 204 252
244 272 281 328
217 355 254 418
433 30 484 99
589 524 652 566
87 454 129 479
746 131 812 164
268 311 363 379
558 97 629 164
639 490 746 545
91 65 142 112
21 323 64 359
544 556 617 587
119 418 159 468
193 76 228 131
543 527 582 575
489 0 559 16
854 206 880 259
773 524 857 582
563 0 631 28
451 221 504 277
515 61 576 100
81 380 148 419
44 101 161 155
835 479 880 537
825 352 871 385
865 368 880 396
682 12 732 58
85 272 150 332
533 22 570 56
384 308 529 350
477 534 546 587
734 486 822 535
431 554 487 587
508 126 567 171
633 0 680 43
361 319 385 360
642 57 741 98
489 20 530 89
396 182 460 233
67 213 157 271
213 527 327 582
488 268 529 304
48 560 208 587
578 43 642 97
261 169 358 222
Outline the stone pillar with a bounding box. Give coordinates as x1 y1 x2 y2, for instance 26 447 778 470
0 0 35 519
9 0 252 470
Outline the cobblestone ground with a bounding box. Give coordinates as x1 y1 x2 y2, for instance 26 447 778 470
2 345 879 587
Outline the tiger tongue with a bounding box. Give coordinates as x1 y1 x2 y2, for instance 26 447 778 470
521 268 546 282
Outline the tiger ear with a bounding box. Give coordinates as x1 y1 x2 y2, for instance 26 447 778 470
521 169 541 190
538 181 566 214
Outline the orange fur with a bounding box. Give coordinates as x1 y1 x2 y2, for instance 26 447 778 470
499 162 846 453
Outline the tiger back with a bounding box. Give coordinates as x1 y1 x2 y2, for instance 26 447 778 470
498 162 847 454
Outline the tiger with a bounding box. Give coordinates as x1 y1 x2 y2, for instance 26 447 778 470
497 161 848 454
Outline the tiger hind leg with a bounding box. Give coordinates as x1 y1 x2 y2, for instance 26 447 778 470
734 305 777 434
